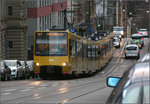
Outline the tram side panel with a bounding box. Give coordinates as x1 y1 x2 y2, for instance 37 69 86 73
69 36 87 75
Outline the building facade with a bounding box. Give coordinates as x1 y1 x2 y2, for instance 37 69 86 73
72 0 97 36
0 0 6 60
5 0 28 60
27 0 67 59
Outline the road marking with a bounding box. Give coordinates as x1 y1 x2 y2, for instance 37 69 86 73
101 71 105 74
38 87 46 89
27 87 34 89
33 96 40 99
52 83 59 87
40 84 48 87
116 57 120 63
121 59 123 63
119 65 129 67
5 89 17 92
2 93 11 95
20 89 31 92
103 65 116 76
114 66 119 73
121 40 128 55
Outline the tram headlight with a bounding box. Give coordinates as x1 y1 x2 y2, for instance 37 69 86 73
62 63 67 66
35 63 39 66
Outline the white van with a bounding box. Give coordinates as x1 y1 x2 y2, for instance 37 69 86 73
113 26 124 37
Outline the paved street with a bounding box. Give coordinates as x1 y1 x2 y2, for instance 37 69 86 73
1 37 149 104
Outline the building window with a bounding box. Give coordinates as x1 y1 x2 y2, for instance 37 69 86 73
8 6 13 15
9 41 13 48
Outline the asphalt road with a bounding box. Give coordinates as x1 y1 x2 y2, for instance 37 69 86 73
1 37 149 104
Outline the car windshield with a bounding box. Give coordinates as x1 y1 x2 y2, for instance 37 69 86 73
126 46 137 50
26 61 33 66
122 83 149 103
5 61 17 66
35 32 68 56
114 38 119 42
132 36 142 39
114 33 120 36
113 27 124 31
131 40 141 44
20 61 25 67
138 30 148 32
0 62 4 68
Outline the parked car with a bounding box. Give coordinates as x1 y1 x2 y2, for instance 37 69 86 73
138 28 149 38
113 37 120 48
131 33 144 48
0 61 11 81
106 60 150 104
124 44 140 59
26 60 35 78
20 61 30 79
4 60 24 80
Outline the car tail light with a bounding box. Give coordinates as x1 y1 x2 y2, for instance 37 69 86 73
138 32 141 34
65 72 68 74
146 32 148 34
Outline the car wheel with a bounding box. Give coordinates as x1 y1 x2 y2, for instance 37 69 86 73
27 73 30 79
5 73 8 81
8 73 11 80
21 72 25 80
15 72 19 80
138 55 140 59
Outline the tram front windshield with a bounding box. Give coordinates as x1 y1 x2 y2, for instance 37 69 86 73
35 32 68 56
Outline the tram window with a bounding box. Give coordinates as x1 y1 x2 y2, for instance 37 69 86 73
87 45 92 58
82 43 84 59
69 40 76 57
69 39 72 56
84 44 87 58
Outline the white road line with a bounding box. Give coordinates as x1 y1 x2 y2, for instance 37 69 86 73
52 83 59 87
119 65 129 67
103 65 116 76
101 71 105 74
27 87 34 89
121 59 123 63
33 96 40 99
20 89 31 92
114 66 119 73
40 84 48 87
121 40 128 55
2 93 11 95
116 57 120 63
5 89 17 92
38 87 46 89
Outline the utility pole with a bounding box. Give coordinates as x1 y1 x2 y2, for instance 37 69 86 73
116 0 119 26
88 1 91 23
64 9 66 29
103 0 105 30
123 0 127 36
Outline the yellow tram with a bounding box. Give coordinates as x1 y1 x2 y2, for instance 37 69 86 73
33 30 114 79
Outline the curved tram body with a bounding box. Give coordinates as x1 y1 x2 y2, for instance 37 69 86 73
34 30 114 79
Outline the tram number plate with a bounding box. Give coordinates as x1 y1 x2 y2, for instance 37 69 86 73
47 69 54 73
